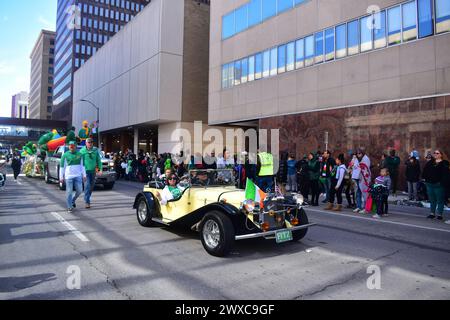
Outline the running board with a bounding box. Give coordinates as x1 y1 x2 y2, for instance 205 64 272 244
235 223 316 241
151 217 171 226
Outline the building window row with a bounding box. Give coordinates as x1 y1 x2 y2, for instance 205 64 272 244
223 0 309 39
222 0 450 89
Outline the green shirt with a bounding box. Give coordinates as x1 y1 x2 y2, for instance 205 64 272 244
80 146 102 172
168 186 182 199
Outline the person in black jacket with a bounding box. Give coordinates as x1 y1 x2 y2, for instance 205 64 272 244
405 156 421 201
11 153 22 181
422 149 449 220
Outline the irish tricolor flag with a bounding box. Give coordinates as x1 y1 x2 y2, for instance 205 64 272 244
245 178 267 207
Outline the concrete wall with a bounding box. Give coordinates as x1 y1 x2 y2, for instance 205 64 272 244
73 0 185 131
209 0 450 124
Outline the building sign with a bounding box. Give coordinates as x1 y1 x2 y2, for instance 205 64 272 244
0 126 29 137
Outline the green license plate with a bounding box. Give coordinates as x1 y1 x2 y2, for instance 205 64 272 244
276 230 293 244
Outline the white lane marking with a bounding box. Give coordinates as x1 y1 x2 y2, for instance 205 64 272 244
307 208 450 234
50 212 90 242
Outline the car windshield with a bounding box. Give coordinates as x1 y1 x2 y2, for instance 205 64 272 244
188 169 235 187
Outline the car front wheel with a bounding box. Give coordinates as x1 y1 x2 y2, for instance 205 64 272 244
136 196 154 227
200 211 235 257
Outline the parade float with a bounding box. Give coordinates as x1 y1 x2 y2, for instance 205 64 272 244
22 121 91 178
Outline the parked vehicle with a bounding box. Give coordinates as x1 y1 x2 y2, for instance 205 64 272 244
44 145 116 190
133 169 315 257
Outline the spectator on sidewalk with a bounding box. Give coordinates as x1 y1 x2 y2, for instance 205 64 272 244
422 149 449 221
344 155 356 209
372 168 391 219
286 153 297 192
352 148 371 214
307 152 320 206
319 150 336 203
405 156 421 201
385 149 400 196
325 154 347 212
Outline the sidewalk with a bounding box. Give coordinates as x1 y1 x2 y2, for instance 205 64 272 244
388 193 450 212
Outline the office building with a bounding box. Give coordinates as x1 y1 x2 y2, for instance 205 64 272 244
29 30 56 120
73 0 215 154
11 92 29 119
53 0 150 124
210 0 450 179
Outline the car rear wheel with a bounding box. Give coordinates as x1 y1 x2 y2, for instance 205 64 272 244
136 196 155 227
292 208 309 241
200 211 235 257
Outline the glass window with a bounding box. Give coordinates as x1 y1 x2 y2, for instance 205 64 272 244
374 10 387 49
235 5 248 33
286 41 295 71
314 31 324 64
241 58 248 83
234 60 241 85
278 0 293 14
270 47 278 76
336 23 347 58
222 65 228 89
360 15 373 52
295 38 304 68
325 28 335 61
248 55 255 81
262 0 277 20
388 6 402 45
436 0 450 34
222 12 235 39
228 63 234 87
418 0 434 38
278 44 286 73
248 0 262 27
347 20 359 55
295 0 306 5
263 49 270 78
305 35 314 66
402 1 417 41
255 53 263 79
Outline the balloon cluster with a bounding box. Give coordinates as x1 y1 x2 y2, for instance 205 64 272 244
21 142 37 157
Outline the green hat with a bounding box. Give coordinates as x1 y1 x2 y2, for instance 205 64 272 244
68 141 76 146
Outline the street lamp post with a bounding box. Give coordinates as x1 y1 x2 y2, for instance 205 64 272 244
80 99 100 150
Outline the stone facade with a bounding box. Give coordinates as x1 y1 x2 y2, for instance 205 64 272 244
260 95 450 188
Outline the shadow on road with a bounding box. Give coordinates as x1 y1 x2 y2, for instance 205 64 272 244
0 273 57 293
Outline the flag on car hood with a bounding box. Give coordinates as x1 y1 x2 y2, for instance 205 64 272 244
245 178 266 206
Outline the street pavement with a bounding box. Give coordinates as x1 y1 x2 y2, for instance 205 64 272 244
0 172 449 300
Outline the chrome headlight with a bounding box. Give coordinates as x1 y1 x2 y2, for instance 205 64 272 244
293 194 304 206
242 199 256 213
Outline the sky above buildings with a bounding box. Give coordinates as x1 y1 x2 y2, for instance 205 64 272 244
0 0 57 117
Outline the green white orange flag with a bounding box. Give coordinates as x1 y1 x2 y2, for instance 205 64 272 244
245 178 267 206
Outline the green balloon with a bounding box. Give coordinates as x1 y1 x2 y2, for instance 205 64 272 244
38 132 54 146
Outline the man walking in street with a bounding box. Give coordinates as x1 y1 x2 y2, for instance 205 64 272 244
60 141 86 213
80 138 102 209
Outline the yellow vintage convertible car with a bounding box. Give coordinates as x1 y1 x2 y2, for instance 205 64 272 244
133 169 315 257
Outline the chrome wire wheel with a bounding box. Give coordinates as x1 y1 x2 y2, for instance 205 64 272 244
203 219 221 249
138 200 148 222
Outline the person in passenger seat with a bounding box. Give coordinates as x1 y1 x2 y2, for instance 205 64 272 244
156 173 183 205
